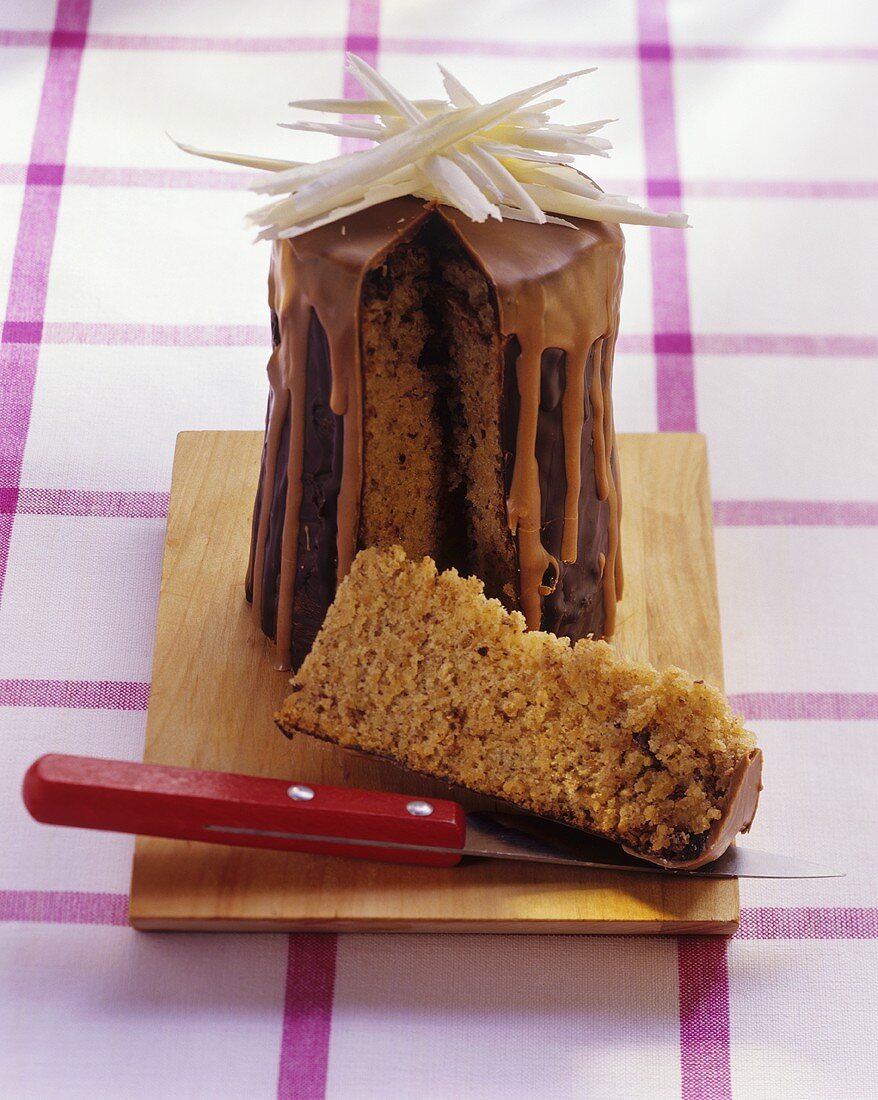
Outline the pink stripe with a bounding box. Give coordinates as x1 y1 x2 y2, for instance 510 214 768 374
33 11 88 160
340 0 382 156
0 30 621 57
378 38 878 62
714 500 878 526
0 345 40 484
614 333 654 354
380 36 635 58
738 907 878 939
0 30 53 47
674 44 878 62
2 28 876 60
0 164 250 189
0 890 128 924
66 165 251 189
4 183 67 324
637 0 697 432
695 332 878 356
683 178 878 199
0 165 27 184
0 678 150 709
0 512 13 601
276 935 338 1100
0 29 350 54
1 1 90 597
678 938 732 1100
346 0 381 38
6 487 170 518
39 321 267 346
88 32 341 52
728 692 878 721
0 31 615 56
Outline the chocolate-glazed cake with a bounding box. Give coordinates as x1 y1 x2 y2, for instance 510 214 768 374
246 196 624 670
179 60 756 864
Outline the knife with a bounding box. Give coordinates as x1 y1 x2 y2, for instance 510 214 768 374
22 754 840 879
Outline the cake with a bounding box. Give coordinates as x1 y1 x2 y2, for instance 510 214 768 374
178 59 740 864
278 546 763 869
246 198 625 669
178 58 687 671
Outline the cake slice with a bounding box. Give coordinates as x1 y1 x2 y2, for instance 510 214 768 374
277 546 762 868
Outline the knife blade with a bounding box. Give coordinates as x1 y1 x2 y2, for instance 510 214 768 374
459 814 840 878
23 754 842 879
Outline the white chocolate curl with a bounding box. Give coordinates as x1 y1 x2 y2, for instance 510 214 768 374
172 55 689 238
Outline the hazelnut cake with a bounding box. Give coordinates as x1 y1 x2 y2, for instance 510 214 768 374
278 547 763 869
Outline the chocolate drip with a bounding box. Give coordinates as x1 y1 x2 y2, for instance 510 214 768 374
248 197 624 667
501 343 607 637
441 207 624 633
501 338 521 516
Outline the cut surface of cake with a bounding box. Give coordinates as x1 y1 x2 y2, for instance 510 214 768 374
246 196 624 669
277 546 763 869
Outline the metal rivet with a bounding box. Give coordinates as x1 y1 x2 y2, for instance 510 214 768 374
287 784 315 801
406 800 434 817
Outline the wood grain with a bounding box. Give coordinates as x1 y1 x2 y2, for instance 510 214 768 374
129 431 738 934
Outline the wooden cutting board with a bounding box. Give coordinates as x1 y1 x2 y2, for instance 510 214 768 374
129 430 739 934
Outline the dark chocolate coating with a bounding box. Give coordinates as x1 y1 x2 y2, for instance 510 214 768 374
259 389 290 638
248 199 624 668
245 400 271 604
248 312 344 669
253 296 610 665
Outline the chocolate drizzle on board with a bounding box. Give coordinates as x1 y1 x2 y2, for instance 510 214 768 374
247 196 625 669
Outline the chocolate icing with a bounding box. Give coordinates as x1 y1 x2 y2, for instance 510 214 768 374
248 197 624 668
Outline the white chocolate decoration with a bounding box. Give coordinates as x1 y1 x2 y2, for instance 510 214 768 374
172 55 688 239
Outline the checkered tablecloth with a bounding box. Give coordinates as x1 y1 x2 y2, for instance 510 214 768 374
1 1 876 1097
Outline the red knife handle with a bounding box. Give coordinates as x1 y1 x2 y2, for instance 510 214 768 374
23 754 465 867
